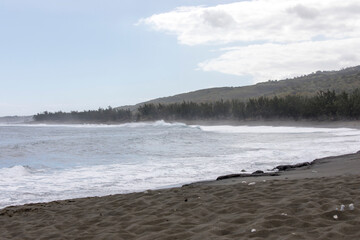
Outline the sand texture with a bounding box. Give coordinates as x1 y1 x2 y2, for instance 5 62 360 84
1 152 360 240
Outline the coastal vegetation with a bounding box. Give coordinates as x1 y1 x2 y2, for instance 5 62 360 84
34 107 131 123
34 66 360 123
136 89 360 121
120 66 360 110
34 89 360 122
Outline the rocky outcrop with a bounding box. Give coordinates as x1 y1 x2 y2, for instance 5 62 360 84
273 162 312 171
216 172 279 181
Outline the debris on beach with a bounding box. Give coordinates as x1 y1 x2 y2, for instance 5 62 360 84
248 182 256 185
333 215 338 220
336 203 354 211
349 203 355 210
251 229 256 233
340 204 345 211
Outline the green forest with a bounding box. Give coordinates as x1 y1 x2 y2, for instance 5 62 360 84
34 89 360 123
123 66 360 109
34 107 132 123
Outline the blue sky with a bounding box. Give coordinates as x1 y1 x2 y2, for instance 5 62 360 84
0 0 243 116
1 0 359 116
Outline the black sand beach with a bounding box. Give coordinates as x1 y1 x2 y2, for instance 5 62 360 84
1 151 360 239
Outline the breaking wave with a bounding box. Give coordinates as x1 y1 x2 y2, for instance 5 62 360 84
1 122 360 209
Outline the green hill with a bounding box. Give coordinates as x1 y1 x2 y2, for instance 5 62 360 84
119 66 360 110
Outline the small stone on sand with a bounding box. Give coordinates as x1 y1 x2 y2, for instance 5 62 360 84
349 203 355 210
340 204 345 211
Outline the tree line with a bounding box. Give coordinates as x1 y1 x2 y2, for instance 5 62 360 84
34 89 360 123
33 107 132 123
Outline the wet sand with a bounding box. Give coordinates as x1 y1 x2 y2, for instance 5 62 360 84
1 152 360 240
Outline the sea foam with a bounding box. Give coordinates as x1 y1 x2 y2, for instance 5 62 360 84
1 121 360 209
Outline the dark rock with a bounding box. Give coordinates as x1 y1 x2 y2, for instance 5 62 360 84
274 165 290 171
241 169 246 172
295 162 311 168
252 170 264 174
274 162 311 171
216 174 248 180
216 172 279 181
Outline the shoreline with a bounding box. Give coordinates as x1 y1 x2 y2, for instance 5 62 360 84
1 151 360 239
5 119 360 129
179 119 360 129
189 151 360 186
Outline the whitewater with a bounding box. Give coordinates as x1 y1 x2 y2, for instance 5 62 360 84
1 120 360 209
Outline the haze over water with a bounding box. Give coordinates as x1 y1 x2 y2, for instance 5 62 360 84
1 121 360 209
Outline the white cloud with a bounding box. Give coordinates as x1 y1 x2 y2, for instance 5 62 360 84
287 4 319 20
199 38 360 82
140 0 360 82
140 0 360 45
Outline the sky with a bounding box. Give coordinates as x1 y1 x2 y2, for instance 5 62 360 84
1 0 360 116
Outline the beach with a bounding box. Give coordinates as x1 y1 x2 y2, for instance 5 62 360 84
1 151 360 240
2 0 360 239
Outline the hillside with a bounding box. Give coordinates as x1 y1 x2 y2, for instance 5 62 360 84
119 66 360 110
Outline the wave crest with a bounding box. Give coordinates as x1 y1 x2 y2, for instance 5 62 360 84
1 120 189 129
0 165 38 178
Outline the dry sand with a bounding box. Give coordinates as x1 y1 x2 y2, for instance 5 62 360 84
1 152 360 240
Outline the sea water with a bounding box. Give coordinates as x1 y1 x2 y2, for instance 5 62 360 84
1 120 360 209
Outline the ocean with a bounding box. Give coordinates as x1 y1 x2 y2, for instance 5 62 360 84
1 120 360 209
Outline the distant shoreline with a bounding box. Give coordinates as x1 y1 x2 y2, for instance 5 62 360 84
23 119 360 129
179 119 360 129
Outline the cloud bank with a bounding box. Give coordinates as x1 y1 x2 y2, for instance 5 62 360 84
199 39 360 81
140 0 360 82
